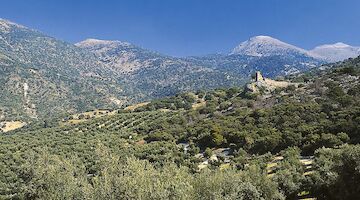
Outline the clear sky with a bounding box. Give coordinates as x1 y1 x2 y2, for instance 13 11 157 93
0 0 359 56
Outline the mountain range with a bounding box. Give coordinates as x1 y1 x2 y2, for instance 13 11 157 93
230 35 360 63
0 18 359 121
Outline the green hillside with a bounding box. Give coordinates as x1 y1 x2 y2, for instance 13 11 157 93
1 56 360 199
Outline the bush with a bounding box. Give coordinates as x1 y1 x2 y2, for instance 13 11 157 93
204 148 213 158
193 166 284 200
145 131 175 142
308 145 360 200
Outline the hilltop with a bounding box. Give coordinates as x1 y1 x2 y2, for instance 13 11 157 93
245 71 296 94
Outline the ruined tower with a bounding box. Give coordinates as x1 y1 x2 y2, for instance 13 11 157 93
255 71 265 82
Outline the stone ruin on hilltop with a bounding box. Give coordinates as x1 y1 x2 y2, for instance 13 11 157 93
246 71 296 94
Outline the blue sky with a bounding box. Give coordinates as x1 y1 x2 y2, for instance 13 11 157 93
1 0 359 56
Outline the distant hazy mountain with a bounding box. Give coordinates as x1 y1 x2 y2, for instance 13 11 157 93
231 36 360 63
310 42 360 62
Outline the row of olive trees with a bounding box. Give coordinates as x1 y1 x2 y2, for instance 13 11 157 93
16 144 284 200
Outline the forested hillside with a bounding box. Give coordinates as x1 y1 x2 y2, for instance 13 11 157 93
0 56 360 199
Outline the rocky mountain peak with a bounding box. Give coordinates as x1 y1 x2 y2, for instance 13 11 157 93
231 35 309 57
